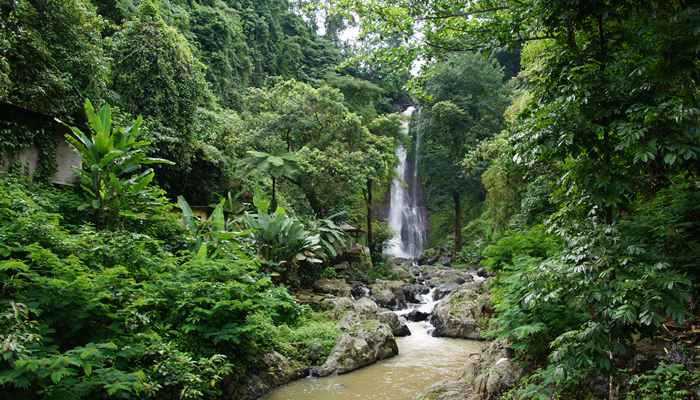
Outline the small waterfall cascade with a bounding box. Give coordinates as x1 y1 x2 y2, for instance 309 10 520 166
384 106 427 261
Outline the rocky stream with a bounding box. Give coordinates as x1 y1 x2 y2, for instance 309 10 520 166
244 263 523 400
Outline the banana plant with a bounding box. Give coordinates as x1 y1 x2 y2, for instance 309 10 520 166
307 212 352 260
177 195 245 260
60 99 173 228
242 189 323 275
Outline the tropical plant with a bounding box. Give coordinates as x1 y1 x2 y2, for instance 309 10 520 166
176 195 245 260
61 100 174 228
240 150 300 212
242 190 323 279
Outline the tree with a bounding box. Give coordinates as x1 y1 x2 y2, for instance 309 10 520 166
417 53 508 257
62 100 173 228
240 150 300 212
111 0 211 165
0 0 108 116
234 80 394 218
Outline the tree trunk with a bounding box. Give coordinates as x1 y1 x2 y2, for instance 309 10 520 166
366 178 373 258
452 191 462 259
271 176 277 213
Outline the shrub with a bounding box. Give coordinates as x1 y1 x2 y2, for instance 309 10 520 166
626 362 700 400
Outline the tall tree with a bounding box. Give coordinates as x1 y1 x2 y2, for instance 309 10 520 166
418 53 508 257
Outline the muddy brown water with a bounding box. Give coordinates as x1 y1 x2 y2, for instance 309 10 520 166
262 319 482 400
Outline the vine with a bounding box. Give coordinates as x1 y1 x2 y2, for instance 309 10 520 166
0 120 58 182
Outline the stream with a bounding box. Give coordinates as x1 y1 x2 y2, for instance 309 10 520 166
263 106 477 399
263 290 483 400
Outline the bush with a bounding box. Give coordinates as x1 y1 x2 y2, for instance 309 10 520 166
274 311 340 365
0 177 304 399
482 225 562 270
626 362 700 400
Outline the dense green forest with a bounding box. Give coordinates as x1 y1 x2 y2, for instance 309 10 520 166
1 0 698 399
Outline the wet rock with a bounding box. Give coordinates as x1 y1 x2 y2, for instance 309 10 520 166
351 282 370 299
430 282 489 339
476 267 490 278
462 340 523 400
353 296 379 316
224 351 304 400
378 309 411 337
402 283 430 303
405 309 430 322
429 268 473 287
433 283 461 301
314 278 352 297
313 313 398 376
417 380 473 400
369 280 407 310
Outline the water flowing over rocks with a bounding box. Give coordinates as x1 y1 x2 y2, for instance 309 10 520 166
430 281 490 340
402 283 430 303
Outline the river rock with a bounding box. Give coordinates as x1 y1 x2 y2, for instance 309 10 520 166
430 282 489 339
416 379 473 400
428 268 473 287
405 309 430 322
314 278 352 297
224 351 304 400
351 282 370 298
433 283 461 301
462 340 523 400
324 296 355 318
370 280 407 310
378 309 411 337
353 296 380 316
402 283 430 303
313 313 398 376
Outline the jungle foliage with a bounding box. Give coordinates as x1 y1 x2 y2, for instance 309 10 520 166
340 0 700 398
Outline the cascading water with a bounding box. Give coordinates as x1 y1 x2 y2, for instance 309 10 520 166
384 106 427 261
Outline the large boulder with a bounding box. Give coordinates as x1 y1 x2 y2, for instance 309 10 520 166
378 309 411 337
402 283 430 303
461 341 523 400
427 268 473 287
430 282 490 339
313 313 398 376
314 278 352 297
433 283 461 301
370 280 407 310
224 351 304 400
353 296 380 316
351 282 370 298
322 296 355 318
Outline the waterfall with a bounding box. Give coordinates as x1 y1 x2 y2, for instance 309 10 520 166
384 106 426 261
